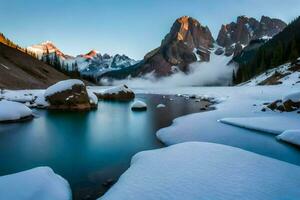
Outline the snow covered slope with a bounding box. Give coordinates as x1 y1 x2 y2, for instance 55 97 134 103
101 142 300 200
241 59 300 86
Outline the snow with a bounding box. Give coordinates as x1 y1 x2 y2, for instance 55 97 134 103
101 85 133 95
0 167 71 200
193 48 201 61
131 100 147 109
242 62 300 86
87 90 98 104
156 104 166 108
283 92 300 102
101 142 300 200
35 95 49 108
116 85 300 149
219 116 300 135
44 79 84 97
0 100 32 122
277 130 300 147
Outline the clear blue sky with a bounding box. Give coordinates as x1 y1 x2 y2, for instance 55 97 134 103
1 0 299 59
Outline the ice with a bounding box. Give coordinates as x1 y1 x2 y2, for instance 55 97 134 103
219 116 300 135
100 142 300 200
44 79 84 97
152 85 300 145
277 130 300 147
0 167 71 200
0 100 32 122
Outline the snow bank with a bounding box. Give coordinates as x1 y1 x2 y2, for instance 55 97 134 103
35 95 49 108
44 79 84 97
283 92 300 102
277 130 300 147
0 167 71 200
0 100 32 122
131 100 147 111
88 90 98 105
101 142 300 200
101 85 133 95
219 116 300 135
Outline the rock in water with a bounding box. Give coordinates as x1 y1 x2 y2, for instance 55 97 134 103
157 104 166 108
131 100 147 111
44 79 92 110
0 100 33 123
95 85 135 101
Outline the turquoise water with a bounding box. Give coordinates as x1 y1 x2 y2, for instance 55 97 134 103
0 94 205 199
0 93 300 199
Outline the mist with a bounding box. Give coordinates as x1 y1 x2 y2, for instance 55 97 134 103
106 54 234 88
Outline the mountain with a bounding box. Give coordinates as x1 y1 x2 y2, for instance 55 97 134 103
27 42 137 82
241 58 300 86
216 16 287 56
233 16 300 84
0 37 69 89
27 41 73 60
136 16 214 77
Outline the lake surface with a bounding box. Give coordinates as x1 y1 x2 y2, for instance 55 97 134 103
1 93 300 199
0 94 209 200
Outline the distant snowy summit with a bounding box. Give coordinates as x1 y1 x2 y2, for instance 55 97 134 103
26 41 137 79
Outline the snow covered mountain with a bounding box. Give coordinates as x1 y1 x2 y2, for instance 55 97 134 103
27 42 137 79
27 41 73 60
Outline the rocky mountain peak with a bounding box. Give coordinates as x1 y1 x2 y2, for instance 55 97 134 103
216 15 287 56
162 16 214 53
82 50 99 59
27 41 72 59
141 16 214 77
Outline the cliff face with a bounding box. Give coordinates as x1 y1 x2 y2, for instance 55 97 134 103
140 16 214 76
216 16 287 56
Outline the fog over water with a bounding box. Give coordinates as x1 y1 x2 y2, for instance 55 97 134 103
110 54 234 88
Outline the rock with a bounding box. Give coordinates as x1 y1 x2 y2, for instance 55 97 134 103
157 104 166 108
137 16 214 76
45 79 92 110
216 16 287 56
266 92 300 112
87 91 98 109
0 100 33 123
214 48 224 55
95 85 135 101
131 100 147 111
267 100 282 110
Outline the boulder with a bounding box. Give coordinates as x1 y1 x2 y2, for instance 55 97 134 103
131 100 147 111
95 85 135 101
267 92 300 112
44 79 92 110
0 100 33 123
